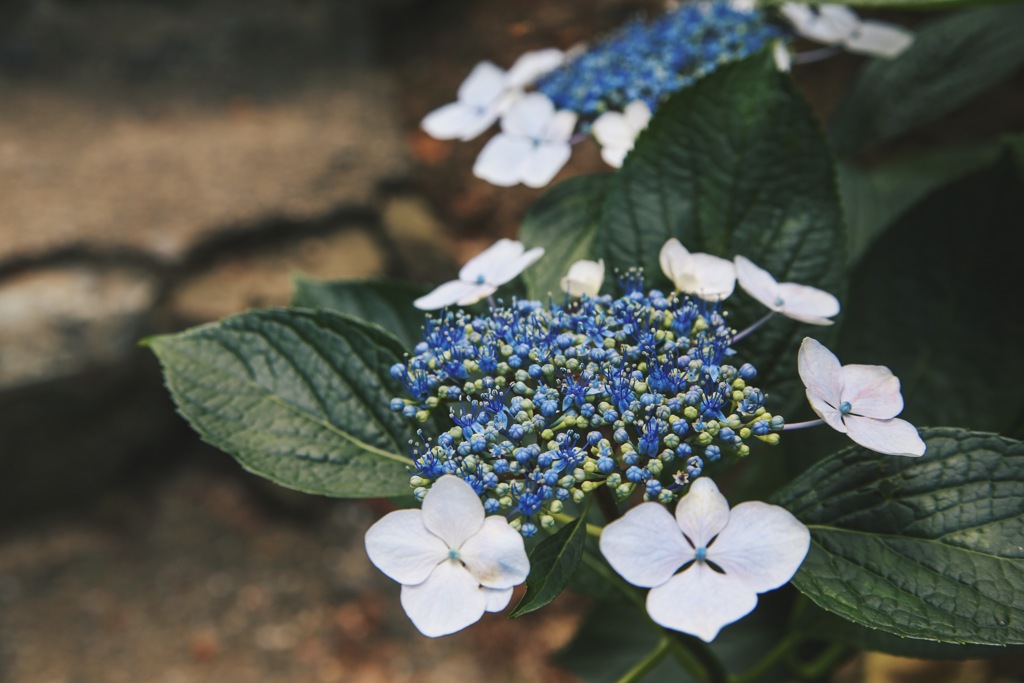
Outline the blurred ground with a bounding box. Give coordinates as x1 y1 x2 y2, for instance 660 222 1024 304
0 0 1022 681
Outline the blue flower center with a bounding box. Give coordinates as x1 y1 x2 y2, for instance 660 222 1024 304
475 274 486 285
694 546 708 562
839 401 853 416
448 549 460 561
774 296 785 307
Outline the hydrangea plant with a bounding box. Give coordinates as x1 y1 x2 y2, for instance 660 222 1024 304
147 1 1024 680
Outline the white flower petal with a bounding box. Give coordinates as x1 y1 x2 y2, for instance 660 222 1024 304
775 282 840 324
688 253 737 300
520 141 572 188
623 100 652 130
500 93 555 139
798 338 844 410
734 255 780 311
459 238 525 284
455 283 498 306
483 586 514 612
505 48 564 89
458 61 507 108
459 516 530 589
845 22 914 58
781 3 845 44
818 5 860 38
593 111 637 150
421 475 485 550
659 238 692 286
547 110 579 143
414 280 490 310
841 364 903 420
561 259 605 297
773 41 792 72
488 246 546 286
364 509 448 585
845 416 926 457
646 563 758 642
473 134 533 187
421 102 497 141
599 502 690 588
675 478 731 548
707 501 810 594
808 391 847 432
400 560 487 637
600 145 629 169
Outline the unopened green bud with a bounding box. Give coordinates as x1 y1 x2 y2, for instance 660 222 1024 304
573 468 586 482
684 406 699 420
572 489 586 504
415 410 431 423
510 517 522 531
737 444 751 457
541 429 554 441
566 358 581 372
607 473 623 487
663 434 680 449
425 396 439 409
495 483 510 497
648 459 663 476
616 483 635 500
634 381 648 394
758 433 781 445
543 364 555 377
499 496 513 509
739 427 752 439
698 432 713 446
540 515 555 530
584 460 598 474
581 480 598 493
409 476 426 487
549 500 564 514
515 369 530 383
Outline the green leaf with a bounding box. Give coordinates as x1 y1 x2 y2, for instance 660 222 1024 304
788 0 1020 8
599 51 845 405
291 276 426 351
838 142 1002 264
147 308 414 498
775 427 1024 646
798 603 1024 659
510 510 590 617
520 174 612 301
828 4 1024 153
838 154 1024 436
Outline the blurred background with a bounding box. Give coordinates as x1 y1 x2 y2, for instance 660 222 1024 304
0 0 1021 681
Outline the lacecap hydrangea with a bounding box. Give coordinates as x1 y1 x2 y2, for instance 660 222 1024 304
389 272 785 538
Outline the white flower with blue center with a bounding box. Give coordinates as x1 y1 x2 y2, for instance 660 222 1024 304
421 50 565 142
659 238 736 301
735 255 840 325
560 258 605 297
798 337 926 457
780 4 913 59
473 93 579 188
600 478 810 642
364 475 530 637
413 238 545 310
592 100 652 168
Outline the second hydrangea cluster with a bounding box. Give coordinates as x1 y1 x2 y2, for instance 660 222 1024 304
389 274 785 537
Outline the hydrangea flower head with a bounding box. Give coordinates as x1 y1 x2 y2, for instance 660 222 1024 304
392 259 788 534
364 475 529 637
798 337 925 456
599 478 810 641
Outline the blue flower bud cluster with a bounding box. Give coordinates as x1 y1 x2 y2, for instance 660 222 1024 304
390 273 784 536
535 3 785 119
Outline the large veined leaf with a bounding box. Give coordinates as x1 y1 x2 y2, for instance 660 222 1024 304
839 155 1024 437
147 309 415 498
829 4 1024 153
520 174 611 301
599 51 845 406
776 427 1024 645
291 276 427 351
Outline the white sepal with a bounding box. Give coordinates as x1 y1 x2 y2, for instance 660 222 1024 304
560 258 605 297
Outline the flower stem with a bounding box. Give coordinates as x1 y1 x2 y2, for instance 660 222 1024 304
732 312 775 343
791 643 852 681
781 418 825 431
793 46 843 65
731 633 802 683
615 638 671 683
550 511 604 539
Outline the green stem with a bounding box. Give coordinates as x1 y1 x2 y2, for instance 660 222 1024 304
669 631 729 683
791 643 851 681
615 638 671 683
731 633 802 683
550 511 603 539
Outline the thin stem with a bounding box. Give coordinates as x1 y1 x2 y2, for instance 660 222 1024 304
732 633 803 683
793 46 842 65
615 638 671 683
791 643 852 681
487 295 497 311
781 418 824 431
550 511 604 539
732 312 775 343
669 632 729 683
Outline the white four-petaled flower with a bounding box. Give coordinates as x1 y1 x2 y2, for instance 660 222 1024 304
592 100 652 168
413 238 545 310
780 4 913 59
600 478 810 642
798 337 926 456
473 93 579 188
364 475 530 637
659 238 736 301
735 256 840 325
421 50 565 142
560 258 605 297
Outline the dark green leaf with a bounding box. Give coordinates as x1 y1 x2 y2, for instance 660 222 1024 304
776 427 1024 646
790 0 1021 8
520 174 612 301
599 51 845 405
510 511 590 617
147 309 414 498
291 276 426 351
798 602 1024 659
828 4 1024 153
838 142 1002 264
838 155 1024 436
